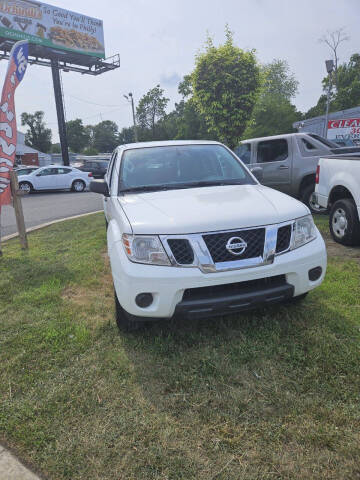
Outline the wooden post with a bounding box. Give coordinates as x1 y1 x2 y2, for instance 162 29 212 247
10 170 28 250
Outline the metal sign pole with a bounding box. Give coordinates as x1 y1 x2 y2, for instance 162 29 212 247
51 59 70 166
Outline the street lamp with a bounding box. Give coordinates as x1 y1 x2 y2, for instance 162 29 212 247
324 60 335 139
124 92 138 142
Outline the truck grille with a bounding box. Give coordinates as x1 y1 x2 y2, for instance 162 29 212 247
203 228 265 263
167 239 194 264
276 225 292 253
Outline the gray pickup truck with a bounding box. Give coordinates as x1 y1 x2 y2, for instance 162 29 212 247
235 132 360 212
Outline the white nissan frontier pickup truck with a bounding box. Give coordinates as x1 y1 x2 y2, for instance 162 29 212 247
91 141 327 331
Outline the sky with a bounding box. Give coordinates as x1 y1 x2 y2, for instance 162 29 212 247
2 0 359 142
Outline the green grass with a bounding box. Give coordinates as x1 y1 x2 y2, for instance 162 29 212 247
0 213 360 480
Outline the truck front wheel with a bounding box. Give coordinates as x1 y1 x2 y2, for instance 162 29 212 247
329 199 360 246
115 290 143 332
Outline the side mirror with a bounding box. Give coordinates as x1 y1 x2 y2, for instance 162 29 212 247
250 167 263 183
36 173 42 176
90 179 110 197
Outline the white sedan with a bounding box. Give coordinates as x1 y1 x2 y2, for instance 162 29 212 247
18 165 92 193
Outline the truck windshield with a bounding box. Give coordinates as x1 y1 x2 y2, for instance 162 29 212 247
119 145 256 193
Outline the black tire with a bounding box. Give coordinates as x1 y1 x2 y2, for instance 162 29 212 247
18 181 33 194
286 293 308 304
72 180 86 193
115 290 143 332
329 199 360 246
301 184 327 214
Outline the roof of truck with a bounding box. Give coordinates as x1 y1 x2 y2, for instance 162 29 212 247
241 133 305 144
119 140 222 150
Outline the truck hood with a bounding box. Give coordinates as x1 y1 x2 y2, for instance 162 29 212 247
119 184 309 235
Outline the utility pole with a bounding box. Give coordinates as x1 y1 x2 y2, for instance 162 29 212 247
51 59 70 166
124 92 138 142
324 59 335 139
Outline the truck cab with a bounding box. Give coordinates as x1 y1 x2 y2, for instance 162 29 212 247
235 133 338 212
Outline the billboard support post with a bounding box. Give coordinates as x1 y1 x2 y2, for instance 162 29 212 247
51 60 69 166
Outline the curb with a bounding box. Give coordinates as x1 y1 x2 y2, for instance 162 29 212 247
0 446 41 479
2 210 103 243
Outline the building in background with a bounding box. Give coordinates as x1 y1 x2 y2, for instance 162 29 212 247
293 106 360 146
16 131 52 167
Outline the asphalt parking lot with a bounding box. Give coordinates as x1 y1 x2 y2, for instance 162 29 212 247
1 191 103 237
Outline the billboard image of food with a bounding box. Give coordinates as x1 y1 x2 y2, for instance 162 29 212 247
0 0 105 58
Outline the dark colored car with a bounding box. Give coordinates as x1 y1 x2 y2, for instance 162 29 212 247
79 159 109 179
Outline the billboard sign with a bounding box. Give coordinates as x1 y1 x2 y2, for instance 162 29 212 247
328 118 360 146
0 1 105 59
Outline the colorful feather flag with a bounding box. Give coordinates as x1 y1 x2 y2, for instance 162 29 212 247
0 40 29 211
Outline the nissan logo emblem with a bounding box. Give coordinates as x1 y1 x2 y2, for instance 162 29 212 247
226 236 247 256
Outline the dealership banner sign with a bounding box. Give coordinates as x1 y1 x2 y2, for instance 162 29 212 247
0 39 28 210
0 1 105 58
327 118 360 145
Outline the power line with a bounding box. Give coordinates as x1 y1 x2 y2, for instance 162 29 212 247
65 93 127 108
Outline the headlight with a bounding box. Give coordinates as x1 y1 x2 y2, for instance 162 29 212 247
122 234 171 266
291 215 317 250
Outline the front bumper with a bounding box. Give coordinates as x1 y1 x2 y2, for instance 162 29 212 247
109 231 327 319
175 276 294 320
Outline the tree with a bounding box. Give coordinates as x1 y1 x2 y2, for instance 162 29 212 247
21 111 52 153
66 119 91 152
118 126 135 145
319 28 349 91
243 60 301 138
190 27 260 149
82 146 99 155
305 53 360 119
51 143 61 153
243 97 301 138
136 85 169 139
260 59 298 100
92 121 119 152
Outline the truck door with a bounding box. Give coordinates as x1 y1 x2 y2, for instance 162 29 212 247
252 138 291 193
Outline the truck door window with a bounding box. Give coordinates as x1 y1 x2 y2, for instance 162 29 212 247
234 144 251 164
302 139 316 150
257 139 288 163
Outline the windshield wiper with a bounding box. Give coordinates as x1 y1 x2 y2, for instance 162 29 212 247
171 180 246 189
119 185 173 194
119 180 246 194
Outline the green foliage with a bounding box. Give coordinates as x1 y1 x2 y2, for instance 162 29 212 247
305 53 360 119
118 126 135 145
51 143 61 154
191 29 260 149
260 59 298 101
173 98 211 140
82 146 99 155
1 215 360 479
21 111 52 153
92 120 119 152
136 84 169 139
330 53 360 111
243 60 301 139
243 97 302 139
66 119 91 153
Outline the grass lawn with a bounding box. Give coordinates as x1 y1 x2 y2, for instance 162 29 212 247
0 213 359 480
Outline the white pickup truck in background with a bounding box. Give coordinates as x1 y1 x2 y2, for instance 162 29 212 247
314 156 360 245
